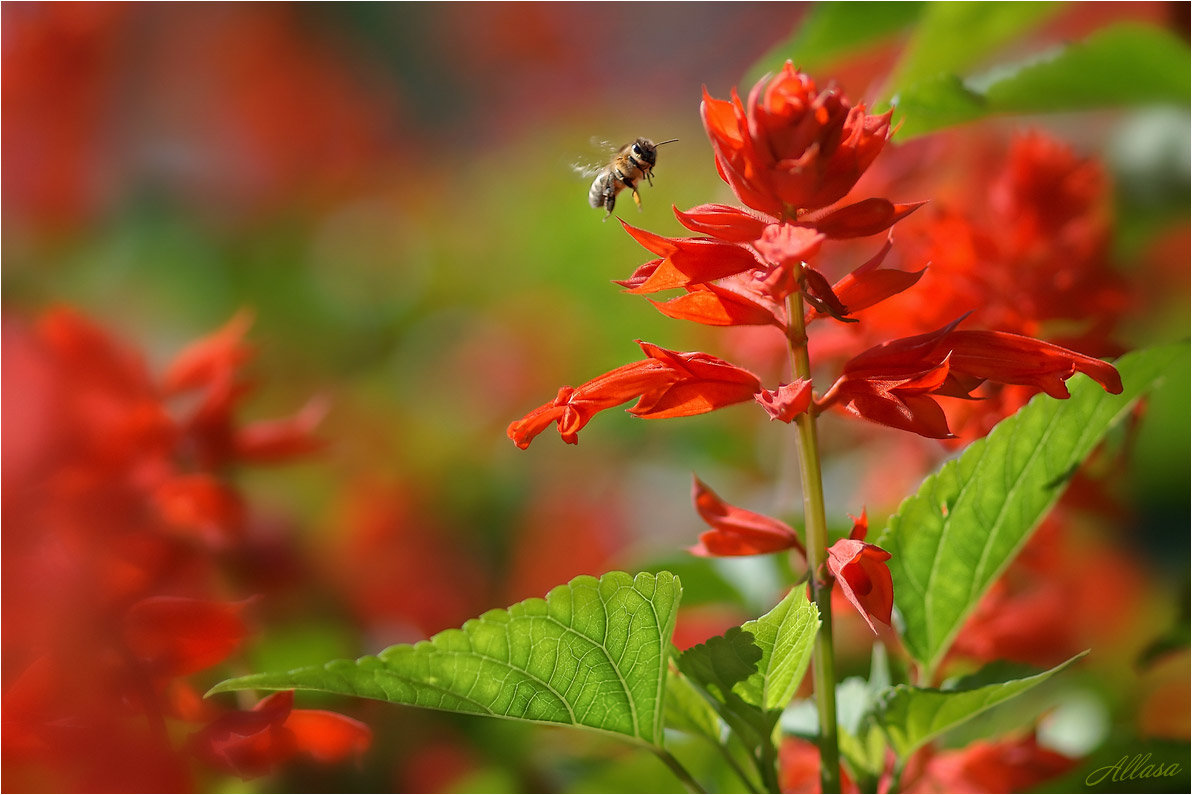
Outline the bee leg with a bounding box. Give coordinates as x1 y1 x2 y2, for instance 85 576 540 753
631 188 643 211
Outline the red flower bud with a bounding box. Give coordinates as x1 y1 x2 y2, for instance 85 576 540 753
826 537 894 634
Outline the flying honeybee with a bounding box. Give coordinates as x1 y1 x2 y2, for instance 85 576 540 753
583 137 678 220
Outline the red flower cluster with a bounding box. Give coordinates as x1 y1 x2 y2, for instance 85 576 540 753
2 307 366 790
701 63 894 219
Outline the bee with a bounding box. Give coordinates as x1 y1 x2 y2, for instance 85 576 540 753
585 137 677 220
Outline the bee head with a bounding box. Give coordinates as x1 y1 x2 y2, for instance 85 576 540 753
634 137 677 166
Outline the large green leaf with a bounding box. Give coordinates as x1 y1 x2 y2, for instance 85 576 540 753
885 2 1060 98
209 571 681 745
876 653 1085 759
664 665 724 744
876 344 1187 678
895 22 1191 138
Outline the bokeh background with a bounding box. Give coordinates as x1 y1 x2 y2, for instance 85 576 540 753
4 2 1189 792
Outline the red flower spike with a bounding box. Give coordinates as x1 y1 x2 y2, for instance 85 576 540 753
649 282 783 328
799 198 926 239
826 537 893 634
508 343 763 448
123 597 250 677
702 63 893 218
673 203 774 242
689 476 804 557
755 379 814 422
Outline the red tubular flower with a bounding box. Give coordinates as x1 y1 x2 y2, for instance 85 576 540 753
701 62 893 219
508 341 762 448
826 532 893 634
822 318 1123 438
689 477 804 557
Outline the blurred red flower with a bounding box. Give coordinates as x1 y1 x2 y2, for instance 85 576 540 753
190 691 371 780
0 306 356 789
903 735 1075 793
702 62 893 219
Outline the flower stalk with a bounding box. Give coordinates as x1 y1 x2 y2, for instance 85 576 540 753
787 292 841 793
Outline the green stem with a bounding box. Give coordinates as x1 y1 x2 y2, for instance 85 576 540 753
786 293 842 794
652 747 708 794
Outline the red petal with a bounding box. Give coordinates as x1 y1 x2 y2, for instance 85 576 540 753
755 379 813 422
153 474 245 544
285 709 372 764
673 203 773 242
163 310 255 395
649 283 782 328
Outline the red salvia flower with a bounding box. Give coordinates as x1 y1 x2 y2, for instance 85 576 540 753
826 513 893 634
689 476 804 557
189 691 372 780
821 318 1124 438
507 341 763 448
701 61 894 219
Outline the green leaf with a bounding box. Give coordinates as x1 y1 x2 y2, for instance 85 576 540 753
876 652 1086 759
736 586 821 712
877 344 1188 678
980 23 1191 111
676 588 819 793
895 22 1191 138
886 2 1060 97
209 571 681 745
664 665 724 744
747 2 925 83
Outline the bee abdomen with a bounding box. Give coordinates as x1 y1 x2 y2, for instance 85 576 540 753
589 172 616 210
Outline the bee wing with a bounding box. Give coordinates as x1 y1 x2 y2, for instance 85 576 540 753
570 137 618 179
571 159 605 179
